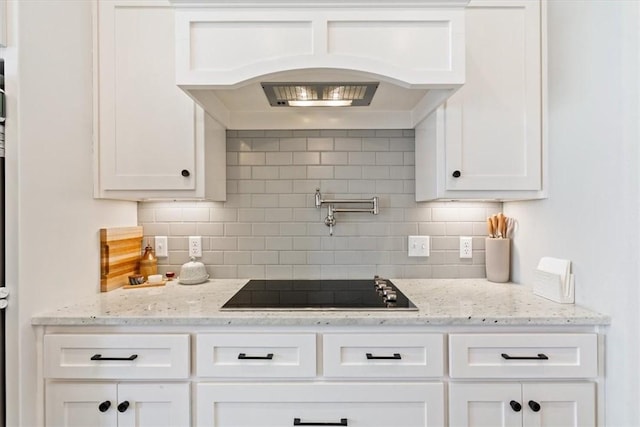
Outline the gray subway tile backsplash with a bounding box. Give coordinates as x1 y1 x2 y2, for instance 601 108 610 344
139 130 502 279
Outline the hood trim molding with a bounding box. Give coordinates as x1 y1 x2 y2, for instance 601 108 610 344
170 0 469 8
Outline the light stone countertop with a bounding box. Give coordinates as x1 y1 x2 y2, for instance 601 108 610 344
31 279 610 327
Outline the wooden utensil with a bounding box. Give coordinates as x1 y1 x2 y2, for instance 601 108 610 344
497 213 506 238
100 226 143 292
502 215 508 238
487 217 495 238
490 215 499 237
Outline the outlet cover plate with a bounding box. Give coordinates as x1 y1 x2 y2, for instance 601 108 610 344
154 236 168 258
189 236 202 258
459 236 473 258
408 235 430 257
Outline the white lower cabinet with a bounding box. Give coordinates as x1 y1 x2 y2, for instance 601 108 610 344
449 382 595 427
46 382 190 427
448 333 598 427
195 332 445 426
196 383 444 427
40 331 600 427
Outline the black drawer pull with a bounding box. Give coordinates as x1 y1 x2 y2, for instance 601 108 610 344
366 353 401 360
91 354 138 361
294 418 348 426
238 353 274 360
501 353 548 360
509 400 522 412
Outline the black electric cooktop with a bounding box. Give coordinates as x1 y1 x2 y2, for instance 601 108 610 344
220 278 418 311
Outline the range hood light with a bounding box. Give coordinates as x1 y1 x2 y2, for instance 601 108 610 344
262 82 378 107
288 100 353 107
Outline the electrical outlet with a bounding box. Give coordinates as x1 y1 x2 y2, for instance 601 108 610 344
459 236 473 259
154 236 168 258
189 236 202 258
408 236 430 257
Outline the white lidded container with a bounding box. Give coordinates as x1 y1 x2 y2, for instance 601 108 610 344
178 257 209 285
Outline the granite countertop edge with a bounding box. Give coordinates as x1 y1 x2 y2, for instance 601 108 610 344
31 278 611 327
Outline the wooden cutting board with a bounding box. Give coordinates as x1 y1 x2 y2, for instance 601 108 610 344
100 226 144 292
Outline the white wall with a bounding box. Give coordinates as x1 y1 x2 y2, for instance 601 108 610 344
504 1 640 425
4 1 138 425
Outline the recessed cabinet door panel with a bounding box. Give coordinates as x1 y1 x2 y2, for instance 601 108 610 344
522 383 595 427
449 383 522 427
117 383 190 427
99 2 197 191
46 383 117 427
444 0 541 191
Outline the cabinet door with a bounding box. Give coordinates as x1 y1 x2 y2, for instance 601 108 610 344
46 383 117 427
98 1 198 191
444 0 541 191
449 382 522 427
197 382 444 427
117 383 190 427
522 383 595 427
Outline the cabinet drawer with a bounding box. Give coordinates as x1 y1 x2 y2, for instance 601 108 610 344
449 333 597 379
323 333 444 378
196 333 316 378
197 382 444 426
44 334 190 379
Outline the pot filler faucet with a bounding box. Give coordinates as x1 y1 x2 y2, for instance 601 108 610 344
314 188 379 236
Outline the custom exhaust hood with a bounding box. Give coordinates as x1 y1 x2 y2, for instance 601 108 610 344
170 0 469 130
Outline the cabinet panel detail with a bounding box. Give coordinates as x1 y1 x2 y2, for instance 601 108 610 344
323 333 444 378
44 334 190 379
449 333 597 379
196 333 316 378
196 382 444 427
327 20 452 71
189 21 313 71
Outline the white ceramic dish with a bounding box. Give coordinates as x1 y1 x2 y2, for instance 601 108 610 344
179 257 209 285
147 274 163 284
178 275 209 285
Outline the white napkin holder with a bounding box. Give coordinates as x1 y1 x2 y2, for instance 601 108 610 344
532 257 574 304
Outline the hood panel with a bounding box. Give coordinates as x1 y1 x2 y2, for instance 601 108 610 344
172 2 468 129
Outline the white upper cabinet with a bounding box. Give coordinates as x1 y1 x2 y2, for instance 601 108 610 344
95 0 225 200
416 0 544 200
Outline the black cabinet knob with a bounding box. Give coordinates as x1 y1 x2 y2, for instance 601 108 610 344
181 169 190 177
117 401 130 413
509 400 522 412
452 170 461 178
98 401 111 413
528 400 541 412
